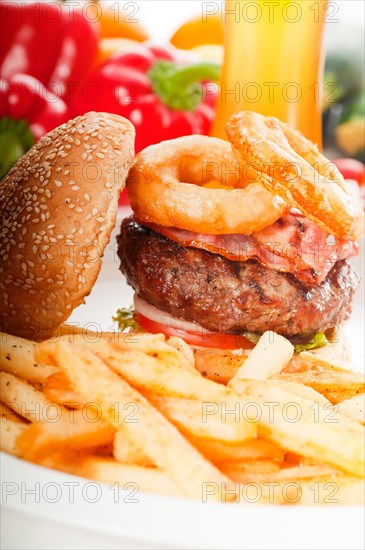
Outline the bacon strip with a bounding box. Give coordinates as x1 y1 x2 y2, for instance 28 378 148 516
140 212 358 285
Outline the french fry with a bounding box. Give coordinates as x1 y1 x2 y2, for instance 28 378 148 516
43 372 83 407
166 336 195 369
57 324 140 344
0 332 58 383
299 341 351 372
298 478 365 505
91 339 235 402
17 410 114 462
0 417 27 457
338 394 365 424
113 428 154 467
2 328 363 506
94 339 365 476
221 462 338 483
230 378 365 478
78 457 182 497
267 379 330 406
144 392 256 443
186 436 285 464
230 331 294 381
91 339 259 441
275 370 365 403
41 453 182 497
193 348 247 385
0 372 61 422
249 476 364 505
39 339 234 501
37 333 195 377
0 401 25 423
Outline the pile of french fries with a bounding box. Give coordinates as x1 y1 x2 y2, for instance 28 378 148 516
1 327 364 505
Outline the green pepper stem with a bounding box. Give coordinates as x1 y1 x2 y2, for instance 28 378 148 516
168 62 221 88
149 60 220 112
0 117 34 179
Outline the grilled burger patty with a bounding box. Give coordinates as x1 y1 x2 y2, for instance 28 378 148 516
118 217 360 340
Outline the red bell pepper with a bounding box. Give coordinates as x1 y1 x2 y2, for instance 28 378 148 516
48 8 99 104
333 158 365 186
72 43 220 152
0 1 98 99
0 74 70 179
333 158 365 210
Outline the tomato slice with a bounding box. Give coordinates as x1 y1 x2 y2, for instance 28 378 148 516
134 312 254 350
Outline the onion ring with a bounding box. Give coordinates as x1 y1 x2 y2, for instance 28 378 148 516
225 111 365 241
127 135 288 235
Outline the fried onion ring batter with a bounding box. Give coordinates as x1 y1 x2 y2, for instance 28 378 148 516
225 111 364 241
127 135 288 235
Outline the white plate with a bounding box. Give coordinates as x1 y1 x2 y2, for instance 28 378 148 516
1 208 364 550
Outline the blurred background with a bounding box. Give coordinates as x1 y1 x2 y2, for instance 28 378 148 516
137 0 365 163
1 0 364 188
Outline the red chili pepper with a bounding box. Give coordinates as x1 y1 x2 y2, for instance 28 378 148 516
72 43 220 152
0 1 98 100
0 74 70 179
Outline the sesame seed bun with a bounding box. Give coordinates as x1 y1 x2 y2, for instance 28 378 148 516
0 112 135 341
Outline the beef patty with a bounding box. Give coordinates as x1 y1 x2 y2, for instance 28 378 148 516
117 217 360 340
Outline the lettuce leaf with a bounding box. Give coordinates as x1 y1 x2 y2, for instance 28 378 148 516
242 331 261 345
113 307 140 332
294 332 329 354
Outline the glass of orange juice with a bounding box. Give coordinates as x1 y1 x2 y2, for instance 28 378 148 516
211 0 328 147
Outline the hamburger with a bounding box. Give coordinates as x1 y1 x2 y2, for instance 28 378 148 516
0 109 362 376
116 121 363 373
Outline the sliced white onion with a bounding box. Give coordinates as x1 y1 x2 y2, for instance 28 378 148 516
134 295 211 334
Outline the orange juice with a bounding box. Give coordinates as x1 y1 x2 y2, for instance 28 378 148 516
211 0 327 147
